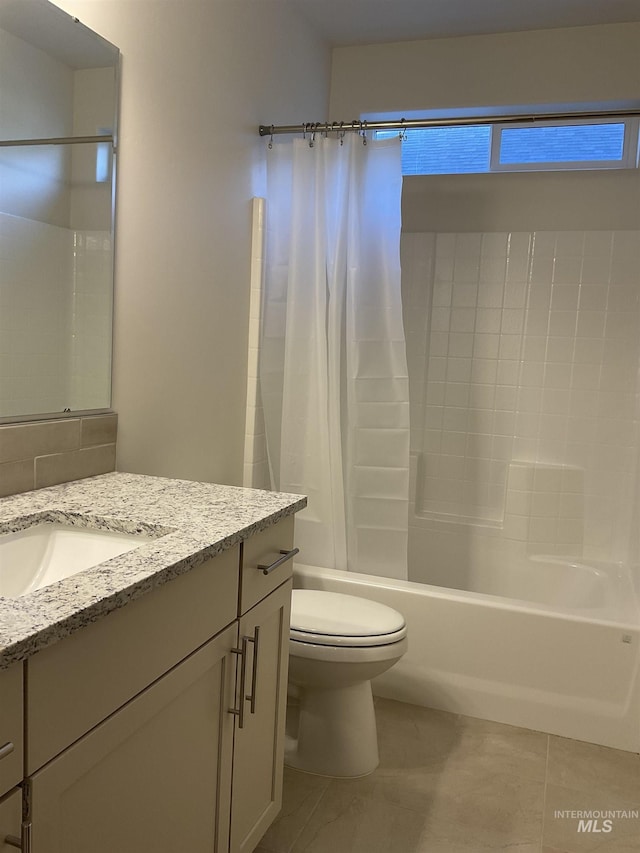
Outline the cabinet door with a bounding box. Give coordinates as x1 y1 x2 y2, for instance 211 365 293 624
0 664 23 797
30 625 237 853
230 580 292 853
0 788 22 852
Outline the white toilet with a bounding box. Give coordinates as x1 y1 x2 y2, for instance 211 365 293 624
285 589 407 778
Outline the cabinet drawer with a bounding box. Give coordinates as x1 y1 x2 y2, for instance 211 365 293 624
239 516 295 614
0 665 22 797
28 547 239 774
0 787 22 851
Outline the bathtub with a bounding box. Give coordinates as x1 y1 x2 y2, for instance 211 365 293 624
293 558 640 753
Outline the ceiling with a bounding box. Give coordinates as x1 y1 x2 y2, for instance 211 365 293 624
293 0 640 46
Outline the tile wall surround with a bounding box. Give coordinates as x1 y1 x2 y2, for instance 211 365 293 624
243 197 270 490
402 229 640 567
0 413 117 498
505 462 584 557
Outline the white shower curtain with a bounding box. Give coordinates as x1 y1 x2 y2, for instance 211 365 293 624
260 134 409 579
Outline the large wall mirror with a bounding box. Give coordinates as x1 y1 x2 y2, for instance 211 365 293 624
0 0 119 421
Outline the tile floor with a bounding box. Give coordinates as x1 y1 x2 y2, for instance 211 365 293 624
257 697 640 853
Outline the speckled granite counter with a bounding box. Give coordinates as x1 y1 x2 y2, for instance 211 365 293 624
0 472 306 669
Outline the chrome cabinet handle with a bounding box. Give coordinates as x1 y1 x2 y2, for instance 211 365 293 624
245 627 260 715
229 637 249 729
0 742 14 761
257 547 299 576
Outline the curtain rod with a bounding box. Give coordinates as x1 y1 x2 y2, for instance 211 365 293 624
259 109 640 137
0 134 113 148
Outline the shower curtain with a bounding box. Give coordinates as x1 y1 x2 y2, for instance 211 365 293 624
260 134 409 579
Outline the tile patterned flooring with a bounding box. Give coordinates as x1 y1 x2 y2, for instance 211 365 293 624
257 697 640 853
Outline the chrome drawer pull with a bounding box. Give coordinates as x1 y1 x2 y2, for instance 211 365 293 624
257 547 299 576
0 741 14 761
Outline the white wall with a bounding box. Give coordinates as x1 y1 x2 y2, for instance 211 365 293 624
330 23 640 117
0 26 73 225
403 171 640 234
53 0 331 484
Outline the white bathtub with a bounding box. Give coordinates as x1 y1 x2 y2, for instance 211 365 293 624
294 560 640 753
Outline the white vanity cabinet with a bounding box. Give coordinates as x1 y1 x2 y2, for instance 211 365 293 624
7 514 296 853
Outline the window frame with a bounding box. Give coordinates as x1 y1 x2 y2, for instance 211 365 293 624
489 116 639 173
373 115 640 176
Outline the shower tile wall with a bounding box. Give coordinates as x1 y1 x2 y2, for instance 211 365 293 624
401 230 640 565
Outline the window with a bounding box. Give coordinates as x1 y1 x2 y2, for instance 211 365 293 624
95 127 113 183
374 116 639 176
377 125 491 174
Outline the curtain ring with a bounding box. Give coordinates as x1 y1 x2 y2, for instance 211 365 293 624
399 118 407 141
339 121 345 145
302 122 306 140
310 123 316 148
268 124 274 149
362 119 368 145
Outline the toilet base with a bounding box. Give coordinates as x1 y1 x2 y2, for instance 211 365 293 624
284 680 379 777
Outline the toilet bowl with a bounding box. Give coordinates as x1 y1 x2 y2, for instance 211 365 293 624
285 589 407 778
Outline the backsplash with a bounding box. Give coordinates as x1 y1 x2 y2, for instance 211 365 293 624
0 413 117 498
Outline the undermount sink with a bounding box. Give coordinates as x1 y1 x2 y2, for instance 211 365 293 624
0 522 153 599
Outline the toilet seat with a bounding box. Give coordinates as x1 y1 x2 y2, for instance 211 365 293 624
290 589 407 647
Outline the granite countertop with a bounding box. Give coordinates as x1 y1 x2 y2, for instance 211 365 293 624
0 472 306 669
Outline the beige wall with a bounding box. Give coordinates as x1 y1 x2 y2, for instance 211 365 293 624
330 23 640 117
53 0 331 485
403 170 640 233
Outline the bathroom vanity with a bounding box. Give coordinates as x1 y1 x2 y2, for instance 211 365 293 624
0 472 305 853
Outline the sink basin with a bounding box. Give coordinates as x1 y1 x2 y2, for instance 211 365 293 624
0 522 153 598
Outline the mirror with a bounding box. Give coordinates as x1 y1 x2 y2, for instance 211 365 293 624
0 0 119 420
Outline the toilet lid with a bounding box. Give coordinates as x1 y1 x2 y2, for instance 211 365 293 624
290 589 407 647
